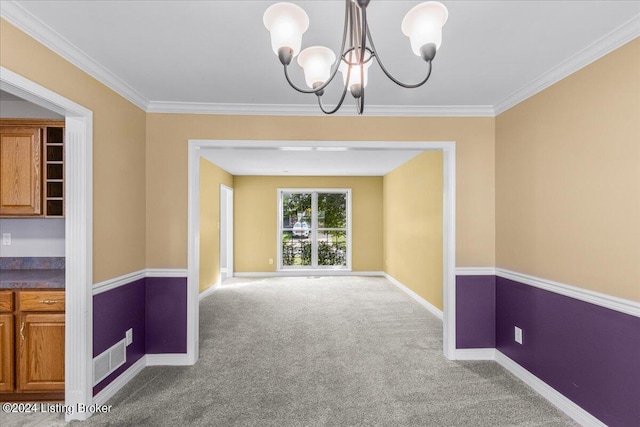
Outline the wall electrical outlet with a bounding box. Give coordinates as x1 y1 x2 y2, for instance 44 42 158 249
268 258 273 265
2 233 11 246
514 326 523 344
126 328 133 346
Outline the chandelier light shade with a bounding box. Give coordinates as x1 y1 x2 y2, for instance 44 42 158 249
263 0 449 115
402 1 449 56
263 2 310 57
297 46 337 89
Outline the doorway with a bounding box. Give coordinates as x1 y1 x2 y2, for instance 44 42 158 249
1 67 94 421
219 185 233 282
188 140 457 363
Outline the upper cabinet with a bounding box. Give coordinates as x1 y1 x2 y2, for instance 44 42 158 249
0 126 42 216
0 120 64 218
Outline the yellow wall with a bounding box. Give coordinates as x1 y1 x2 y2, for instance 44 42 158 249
496 38 640 302
145 114 495 270
1 19 147 283
199 158 233 292
384 152 443 309
234 176 383 272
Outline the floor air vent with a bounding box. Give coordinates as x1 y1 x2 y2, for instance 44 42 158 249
93 338 127 386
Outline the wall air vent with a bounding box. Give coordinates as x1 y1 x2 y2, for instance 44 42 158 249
93 338 127 386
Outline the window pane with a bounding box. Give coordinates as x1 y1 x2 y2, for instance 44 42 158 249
282 233 312 266
282 193 312 229
318 193 346 228
317 230 347 266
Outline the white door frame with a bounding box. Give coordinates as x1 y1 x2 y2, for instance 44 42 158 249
219 184 233 281
1 67 94 421
188 140 457 360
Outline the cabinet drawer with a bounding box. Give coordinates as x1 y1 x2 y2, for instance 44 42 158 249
19 291 65 312
0 291 13 312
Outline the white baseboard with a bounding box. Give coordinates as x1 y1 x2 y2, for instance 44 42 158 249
145 353 190 366
495 351 606 427
384 273 443 320
454 348 496 360
92 356 146 407
234 271 385 278
92 352 190 406
199 281 221 301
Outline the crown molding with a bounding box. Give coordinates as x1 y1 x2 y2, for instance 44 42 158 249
0 0 150 111
146 100 495 117
494 14 640 116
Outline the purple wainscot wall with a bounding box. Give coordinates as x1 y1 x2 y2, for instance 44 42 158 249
496 277 640 427
146 277 188 354
456 275 496 348
93 278 146 395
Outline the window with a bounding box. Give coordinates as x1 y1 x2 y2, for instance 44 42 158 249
278 189 351 270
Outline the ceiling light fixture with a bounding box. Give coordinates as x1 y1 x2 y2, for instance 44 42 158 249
263 0 448 115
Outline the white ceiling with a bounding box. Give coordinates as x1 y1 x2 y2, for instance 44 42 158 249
2 1 638 176
200 146 425 176
2 1 639 116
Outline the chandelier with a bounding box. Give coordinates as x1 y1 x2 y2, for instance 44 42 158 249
263 0 448 115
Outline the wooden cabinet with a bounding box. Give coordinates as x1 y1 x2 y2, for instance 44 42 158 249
0 127 42 216
0 120 64 218
0 289 65 401
0 312 15 392
18 313 65 391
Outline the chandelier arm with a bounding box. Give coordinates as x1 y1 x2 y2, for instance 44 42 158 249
359 5 368 67
318 81 350 115
279 0 352 95
366 29 434 89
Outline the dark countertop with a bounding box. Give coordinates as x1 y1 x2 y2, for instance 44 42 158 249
0 269 65 289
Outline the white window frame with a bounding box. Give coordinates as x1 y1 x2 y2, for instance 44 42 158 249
277 188 352 271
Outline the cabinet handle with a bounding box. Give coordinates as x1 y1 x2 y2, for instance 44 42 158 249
20 322 25 340
39 300 59 305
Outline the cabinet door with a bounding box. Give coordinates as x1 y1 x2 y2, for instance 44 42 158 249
17 313 64 391
0 314 14 391
0 127 42 215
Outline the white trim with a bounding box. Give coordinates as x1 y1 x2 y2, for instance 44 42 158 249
0 67 95 422
92 356 146 407
92 353 188 407
219 184 234 281
145 354 190 366
92 269 188 295
442 144 456 359
0 1 149 111
187 142 201 366
93 270 147 295
146 101 495 117
496 268 640 318
385 273 444 321
495 351 606 427
199 282 221 301
494 14 640 115
146 268 189 278
455 267 496 276
234 271 385 278
454 348 496 360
